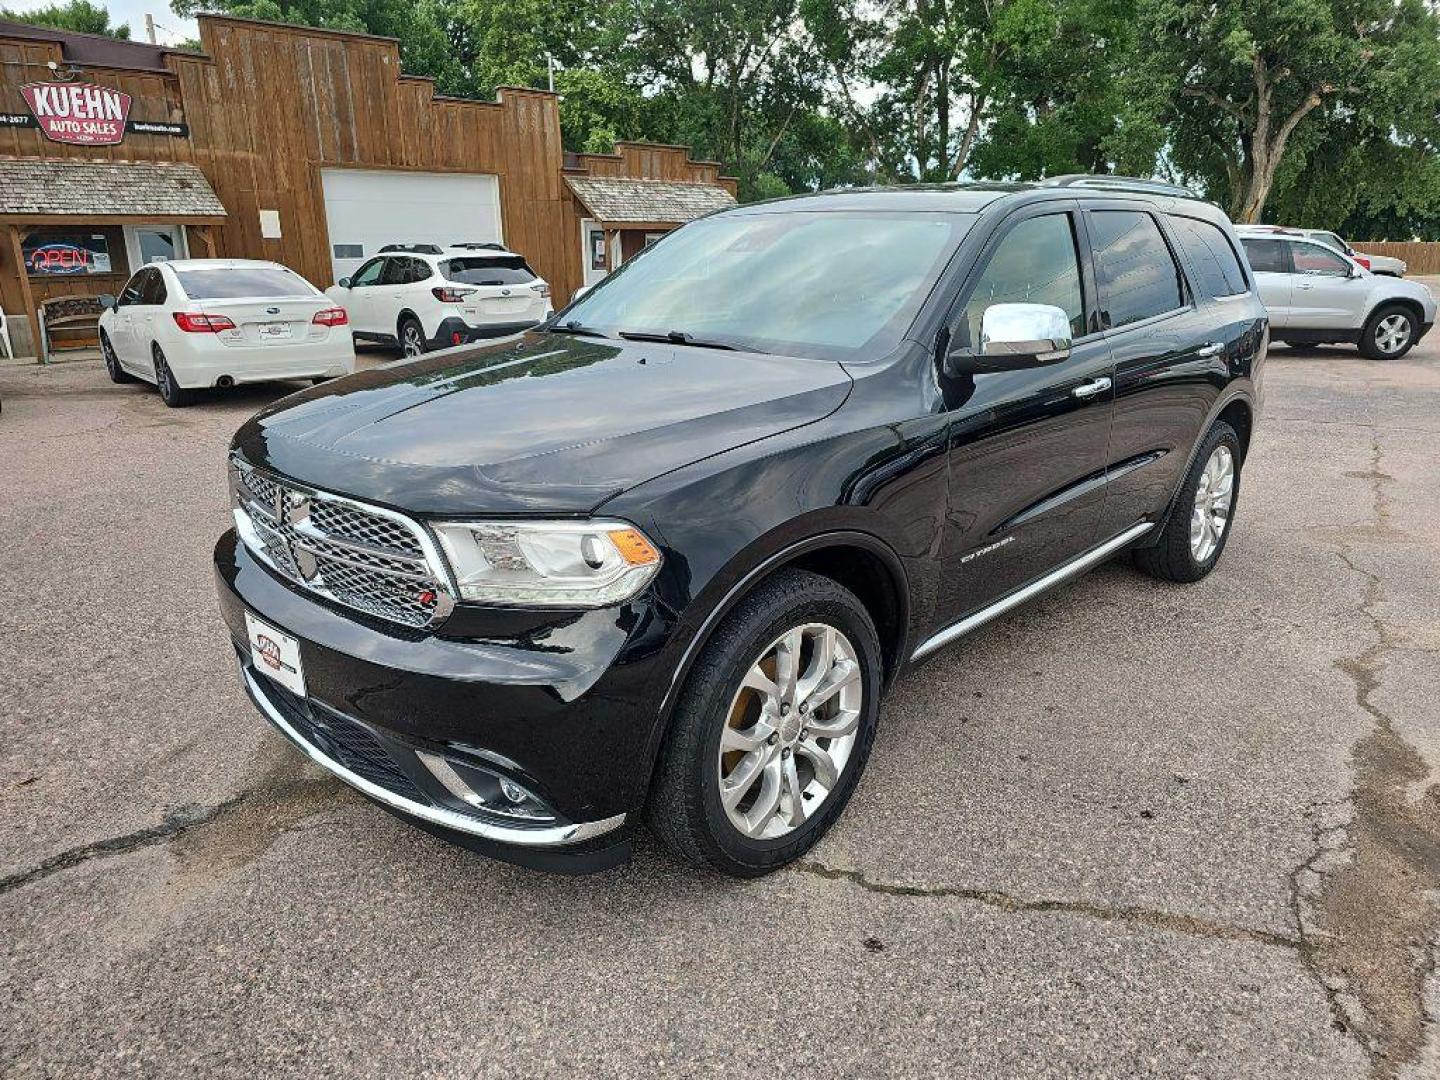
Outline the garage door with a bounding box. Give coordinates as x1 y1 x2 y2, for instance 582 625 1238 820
320 168 503 283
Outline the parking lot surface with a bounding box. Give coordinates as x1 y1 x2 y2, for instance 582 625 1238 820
3 319 1439 1077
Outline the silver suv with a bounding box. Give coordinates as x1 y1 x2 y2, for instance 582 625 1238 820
1236 228 1434 360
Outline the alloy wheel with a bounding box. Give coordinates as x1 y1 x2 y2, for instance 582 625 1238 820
1374 314 1411 357
716 622 863 840
1190 445 1234 562
402 324 425 357
102 335 118 377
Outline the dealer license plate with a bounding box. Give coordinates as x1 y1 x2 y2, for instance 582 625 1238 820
257 321 292 340
245 612 306 697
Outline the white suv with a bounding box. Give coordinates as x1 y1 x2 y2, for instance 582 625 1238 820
326 244 553 356
1236 228 1435 360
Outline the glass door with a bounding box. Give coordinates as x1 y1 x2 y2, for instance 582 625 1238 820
124 225 188 270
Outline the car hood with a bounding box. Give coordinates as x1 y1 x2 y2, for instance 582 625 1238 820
232 331 853 515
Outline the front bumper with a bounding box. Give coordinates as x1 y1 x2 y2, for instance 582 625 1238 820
215 529 666 872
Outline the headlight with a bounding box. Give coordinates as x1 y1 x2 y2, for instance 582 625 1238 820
431 519 661 607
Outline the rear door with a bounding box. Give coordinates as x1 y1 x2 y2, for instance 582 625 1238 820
1239 237 1292 326
1285 240 1362 329
1083 202 1226 536
133 267 168 372
934 204 1116 623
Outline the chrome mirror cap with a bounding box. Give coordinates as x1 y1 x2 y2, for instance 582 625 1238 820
980 302 1073 362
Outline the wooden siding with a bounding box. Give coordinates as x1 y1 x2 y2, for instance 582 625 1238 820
0 14 737 329
1351 242 1440 276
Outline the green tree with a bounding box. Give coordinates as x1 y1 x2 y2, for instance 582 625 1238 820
2 0 130 37
1131 0 1440 222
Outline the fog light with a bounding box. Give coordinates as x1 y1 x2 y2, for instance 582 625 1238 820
416 750 557 823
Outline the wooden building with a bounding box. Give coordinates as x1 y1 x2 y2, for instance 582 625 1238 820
0 15 737 356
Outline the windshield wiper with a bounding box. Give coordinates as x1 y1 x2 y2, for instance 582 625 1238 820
548 320 609 338
617 329 744 351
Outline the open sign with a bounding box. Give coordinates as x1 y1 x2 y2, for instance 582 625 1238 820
22 234 112 275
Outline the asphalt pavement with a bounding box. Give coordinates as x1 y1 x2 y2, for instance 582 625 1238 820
2 312 1438 1078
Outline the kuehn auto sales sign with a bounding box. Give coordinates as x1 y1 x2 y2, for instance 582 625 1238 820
20 81 132 145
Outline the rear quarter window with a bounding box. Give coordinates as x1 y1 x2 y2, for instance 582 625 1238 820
1169 216 1248 298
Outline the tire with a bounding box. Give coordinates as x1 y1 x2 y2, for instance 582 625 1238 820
1360 304 1416 361
1133 420 1241 583
152 345 194 408
647 569 883 877
398 316 427 357
101 331 134 384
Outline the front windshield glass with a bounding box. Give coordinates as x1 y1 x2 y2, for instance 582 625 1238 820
561 210 972 358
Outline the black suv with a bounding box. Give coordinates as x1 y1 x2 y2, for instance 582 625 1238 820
215 177 1267 876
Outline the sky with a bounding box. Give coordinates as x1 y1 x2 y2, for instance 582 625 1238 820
5 0 198 47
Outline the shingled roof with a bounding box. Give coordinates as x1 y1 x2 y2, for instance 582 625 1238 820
565 176 735 226
0 158 226 219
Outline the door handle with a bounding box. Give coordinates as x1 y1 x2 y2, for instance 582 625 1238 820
1072 376 1112 399
1296 282 1314 290
1197 342 1223 357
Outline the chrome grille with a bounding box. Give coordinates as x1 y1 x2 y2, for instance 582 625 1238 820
231 458 454 629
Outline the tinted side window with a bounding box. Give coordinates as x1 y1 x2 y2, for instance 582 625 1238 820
1088 210 1185 329
408 258 433 282
380 257 413 286
1241 239 1287 274
1290 243 1349 277
961 213 1085 346
118 273 145 306
138 269 168 306
1169 216 1247 298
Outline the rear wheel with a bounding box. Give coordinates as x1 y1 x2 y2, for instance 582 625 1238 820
101 331 133 384
152 345 194 408
1360 304 1416 360
1133 420 1240 583
648 569 882 876
398 316 427 357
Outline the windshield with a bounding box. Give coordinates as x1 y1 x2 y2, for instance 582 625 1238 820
443 256 537 285
175 267 316 299
561 210 972 358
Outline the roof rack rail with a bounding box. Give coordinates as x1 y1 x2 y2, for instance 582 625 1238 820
378 243 444 254
1038 175 1200 199
449 241 508 251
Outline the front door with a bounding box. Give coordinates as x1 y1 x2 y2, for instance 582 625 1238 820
1239 237 1292 326
341 256 389 334
1286 240 1362 329
934 206 1115 624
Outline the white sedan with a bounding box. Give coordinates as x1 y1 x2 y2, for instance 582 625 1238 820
99 259 354 407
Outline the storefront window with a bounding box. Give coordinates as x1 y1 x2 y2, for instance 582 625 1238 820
22 228 114 276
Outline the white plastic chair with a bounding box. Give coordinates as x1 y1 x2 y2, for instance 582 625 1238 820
0 310 13 360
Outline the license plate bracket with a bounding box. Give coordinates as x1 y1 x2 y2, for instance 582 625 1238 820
245 611 306 696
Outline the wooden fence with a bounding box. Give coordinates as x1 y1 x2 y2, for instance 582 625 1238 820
1351 242 1440 276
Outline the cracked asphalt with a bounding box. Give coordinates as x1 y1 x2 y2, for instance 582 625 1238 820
3 311 1439 1078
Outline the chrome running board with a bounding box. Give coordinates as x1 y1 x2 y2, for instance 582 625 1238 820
910 522 1154 661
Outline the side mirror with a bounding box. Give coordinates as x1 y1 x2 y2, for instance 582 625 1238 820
97 294 116 311
945 303 1073 376
337 277 351 288
1348 264 1364 279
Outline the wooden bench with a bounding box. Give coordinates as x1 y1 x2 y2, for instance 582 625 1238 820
38 294 108 363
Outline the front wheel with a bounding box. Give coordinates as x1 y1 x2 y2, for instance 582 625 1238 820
101 331 134 384
1360 304 1416 361
647 569 882 876
1133 420 1241 583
